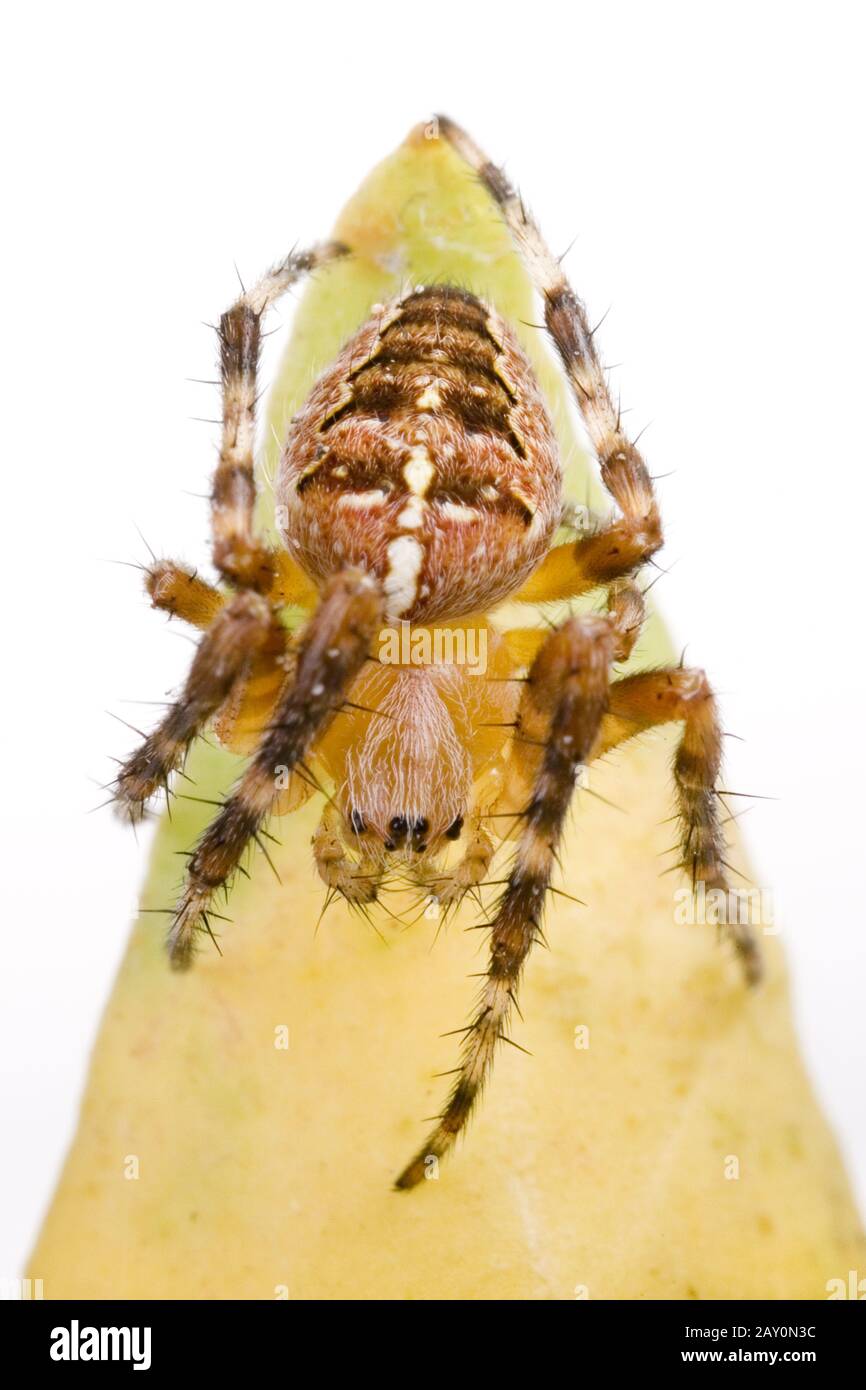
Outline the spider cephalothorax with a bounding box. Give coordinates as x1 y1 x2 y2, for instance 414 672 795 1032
114 117 761 1190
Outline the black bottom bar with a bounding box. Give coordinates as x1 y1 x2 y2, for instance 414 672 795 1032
5 1295 862 1372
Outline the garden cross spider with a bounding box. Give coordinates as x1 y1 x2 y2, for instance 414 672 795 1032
114 116 762 1190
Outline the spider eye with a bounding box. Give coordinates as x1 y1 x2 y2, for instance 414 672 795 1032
384 815 409 850
409 818 429 854
349 808 366 835
445 816 464 841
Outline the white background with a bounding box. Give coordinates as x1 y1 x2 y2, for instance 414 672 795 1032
2 1 864 1278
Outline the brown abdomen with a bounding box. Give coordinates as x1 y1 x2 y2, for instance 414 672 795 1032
277 286 561 622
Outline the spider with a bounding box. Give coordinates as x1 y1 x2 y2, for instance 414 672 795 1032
114 116 762 1191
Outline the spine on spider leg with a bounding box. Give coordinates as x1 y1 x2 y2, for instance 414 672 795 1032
673 672 723 883
671 671 763 985
597 666 763 984
145 561 226 630
213 241 348 592
114 591 274 821
541 277 664 577
168 569 383 969
544 288 659 508
213 296 269 590
606 579 645 662
436 115 662 580
395 617 614 1190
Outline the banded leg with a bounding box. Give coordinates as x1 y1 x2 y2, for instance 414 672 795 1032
595 668 763 983
515 521 660 603
396 614 615 1189
168 570 382 968
438 117 663 598
114 591 276 820
115 245 344 817
499 580 644 823
213 240 347 590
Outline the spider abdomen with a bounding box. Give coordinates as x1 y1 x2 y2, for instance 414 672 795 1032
277 285 561 621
